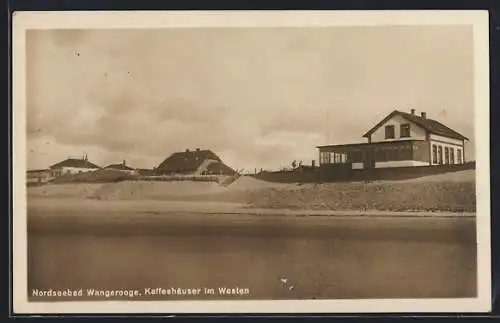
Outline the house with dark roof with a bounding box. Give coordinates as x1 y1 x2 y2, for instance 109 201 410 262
49 154 101 177
317 109 469 169
156 148 236 176
104 160 136 174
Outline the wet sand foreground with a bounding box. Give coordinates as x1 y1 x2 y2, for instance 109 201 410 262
26 198 477 301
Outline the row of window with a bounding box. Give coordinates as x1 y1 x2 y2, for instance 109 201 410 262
320 144 415 164
320 152 348 164
432 145 462 164
320 144 463 165
385 123 410 139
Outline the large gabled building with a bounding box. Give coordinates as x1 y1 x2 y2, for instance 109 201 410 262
317 109 469 169
156 148 235 176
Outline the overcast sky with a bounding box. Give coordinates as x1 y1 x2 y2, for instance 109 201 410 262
26 26 474 171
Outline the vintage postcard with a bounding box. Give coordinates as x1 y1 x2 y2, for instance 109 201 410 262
12 10 491 314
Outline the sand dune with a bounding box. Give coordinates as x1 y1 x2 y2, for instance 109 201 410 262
28 183 105 199
398 170 475 183
27 171 476 212
226 176 298 191
90 180 229 200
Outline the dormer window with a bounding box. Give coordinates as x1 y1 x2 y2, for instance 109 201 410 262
400 123 411 138
385 125 395 139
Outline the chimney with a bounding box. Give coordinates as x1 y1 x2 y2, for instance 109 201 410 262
421 112 427 118
410 109 415 115
122 160 126 166
196 148 200 151
186 149 190 152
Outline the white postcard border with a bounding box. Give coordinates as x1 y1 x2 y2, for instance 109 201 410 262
12 10 491 314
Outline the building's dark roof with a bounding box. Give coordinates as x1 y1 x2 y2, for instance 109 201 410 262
206 161 236 175
362 110 469 141
104 164 135 171
49 158 100 169
157 149 223 173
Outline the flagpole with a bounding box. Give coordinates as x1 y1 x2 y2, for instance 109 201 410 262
326 109 330 145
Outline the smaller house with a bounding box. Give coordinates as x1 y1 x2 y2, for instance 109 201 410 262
27 169 52 184
156 148 235 176
49 154 100 177
104 160 136 174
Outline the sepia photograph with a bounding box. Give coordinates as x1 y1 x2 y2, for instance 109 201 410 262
12 10 491 314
